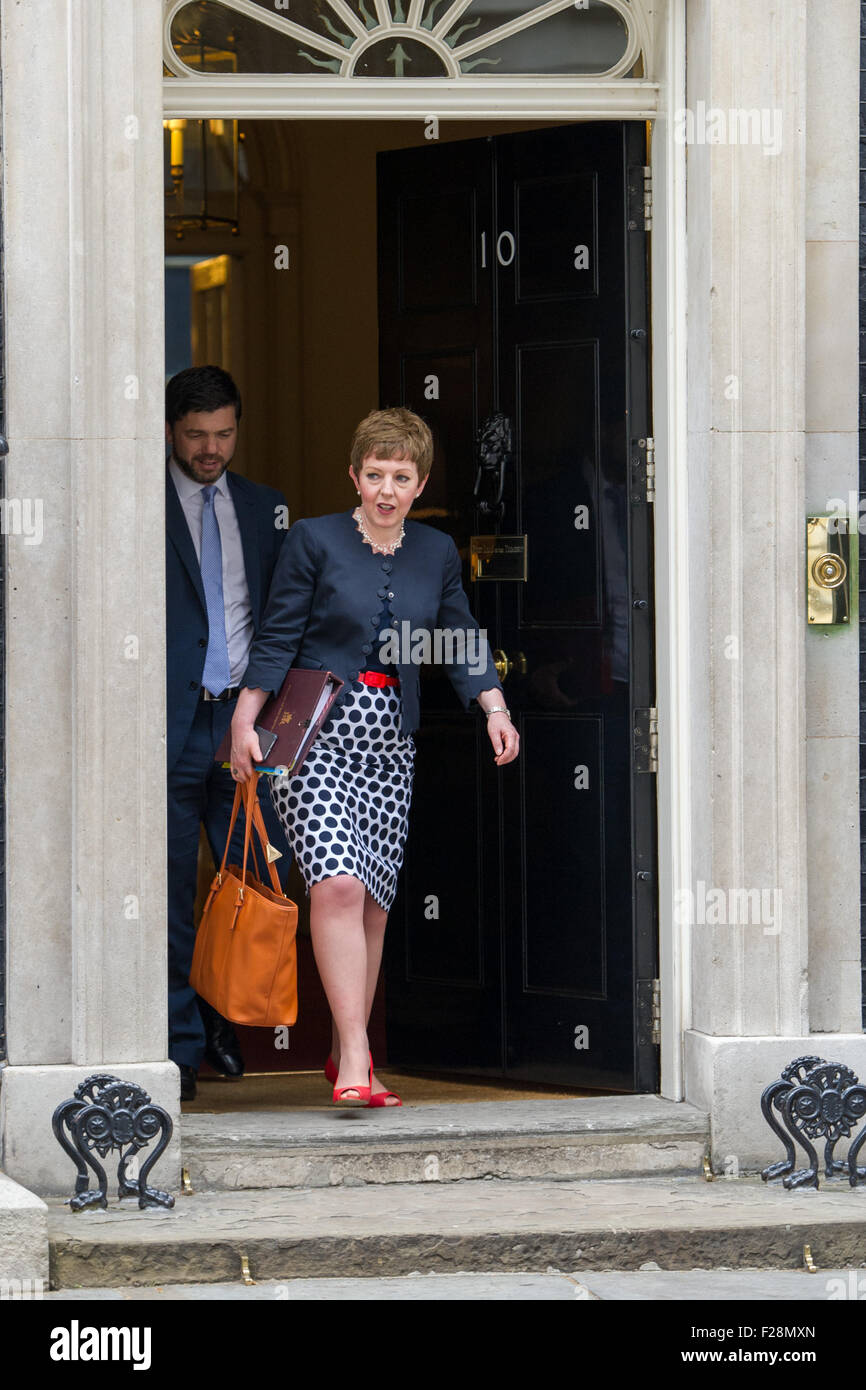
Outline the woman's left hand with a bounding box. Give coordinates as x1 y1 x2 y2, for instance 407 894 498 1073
487 712 519 766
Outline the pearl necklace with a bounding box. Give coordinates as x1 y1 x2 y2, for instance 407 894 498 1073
353 504 405 556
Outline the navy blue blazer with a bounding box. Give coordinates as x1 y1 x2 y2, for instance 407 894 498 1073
166 466 288 773
240 510 503 735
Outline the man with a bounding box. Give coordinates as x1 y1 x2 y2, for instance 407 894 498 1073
165 365 292 1101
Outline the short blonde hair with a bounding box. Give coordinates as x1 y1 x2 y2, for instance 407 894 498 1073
350 407 434 483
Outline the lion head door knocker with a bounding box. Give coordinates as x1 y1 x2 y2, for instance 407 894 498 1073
473 413 513 519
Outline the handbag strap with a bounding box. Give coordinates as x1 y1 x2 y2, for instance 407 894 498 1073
249 790 284 896
241 775 284 896
218 782 245 880
217 774 284 897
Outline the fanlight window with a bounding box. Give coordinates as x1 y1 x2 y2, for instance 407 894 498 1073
164 0 652 80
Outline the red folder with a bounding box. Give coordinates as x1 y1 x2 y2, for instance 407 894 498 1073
215 669 343 777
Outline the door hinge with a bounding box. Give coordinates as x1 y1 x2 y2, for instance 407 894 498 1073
627 165 652 232
637 978 661 1048
645 437 655 502
634 707 658 773
630 437 655 504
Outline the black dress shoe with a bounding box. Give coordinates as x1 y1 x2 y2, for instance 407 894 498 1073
179 1064 197 1102
198 997 245 1078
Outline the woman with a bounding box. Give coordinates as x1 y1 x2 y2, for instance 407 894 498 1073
230 408 519 1106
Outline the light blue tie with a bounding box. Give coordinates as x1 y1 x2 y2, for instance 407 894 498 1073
200 484 232 696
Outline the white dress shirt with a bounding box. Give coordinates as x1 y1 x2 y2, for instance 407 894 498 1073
169 457 254 687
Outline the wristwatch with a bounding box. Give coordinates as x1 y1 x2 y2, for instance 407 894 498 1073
484 704 511 720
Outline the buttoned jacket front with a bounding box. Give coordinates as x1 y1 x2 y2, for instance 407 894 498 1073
240 509 503 734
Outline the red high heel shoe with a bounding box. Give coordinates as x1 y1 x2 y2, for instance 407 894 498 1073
367 1085 402 1108
325 1054 402 1107
332 1051 372 1107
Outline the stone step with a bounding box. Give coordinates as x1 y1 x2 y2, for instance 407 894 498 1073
181 1096 710 1190
48 1175 866 1288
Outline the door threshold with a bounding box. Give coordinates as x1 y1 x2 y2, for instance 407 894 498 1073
185 1068 623 1114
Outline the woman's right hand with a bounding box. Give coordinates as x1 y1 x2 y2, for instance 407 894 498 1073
230 723 262 783
230 687 270 781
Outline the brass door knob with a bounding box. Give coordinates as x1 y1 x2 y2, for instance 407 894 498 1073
492 650 527 681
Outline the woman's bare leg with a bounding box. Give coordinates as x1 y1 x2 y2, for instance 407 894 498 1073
329 890 399 1101
310 874 370 1097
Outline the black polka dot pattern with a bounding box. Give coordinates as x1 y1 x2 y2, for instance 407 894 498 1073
269 682 415 912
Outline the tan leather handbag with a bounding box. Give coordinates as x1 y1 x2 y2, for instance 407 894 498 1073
190 774 299 1026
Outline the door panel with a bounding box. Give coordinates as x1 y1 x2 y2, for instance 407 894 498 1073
398 349 480 538
518 714 605 996
515 339 601 626
398 188 479 313
404 721 485 987
378 122 657 1091
515 173 599 302
387 716 503 1069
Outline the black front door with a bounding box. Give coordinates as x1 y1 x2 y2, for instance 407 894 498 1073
378 122 657 1093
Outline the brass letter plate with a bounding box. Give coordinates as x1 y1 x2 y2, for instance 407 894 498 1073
470 535 528 582
806 516 850 626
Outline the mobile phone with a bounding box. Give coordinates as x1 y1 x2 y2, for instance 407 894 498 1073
254 725 278 762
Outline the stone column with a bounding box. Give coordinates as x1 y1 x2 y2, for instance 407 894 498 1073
0 0 178 1193
802 0 861 1039
682 0 866 1167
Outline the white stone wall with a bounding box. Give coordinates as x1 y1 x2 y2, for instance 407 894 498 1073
0 0 179 1192
685 0 810 1044
682 0 866 1164
803 0 862 1033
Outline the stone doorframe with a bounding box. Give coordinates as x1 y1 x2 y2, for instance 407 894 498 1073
160 2 689 1101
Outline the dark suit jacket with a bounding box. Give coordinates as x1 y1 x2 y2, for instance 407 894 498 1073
241 510 503 735
166 466 288 773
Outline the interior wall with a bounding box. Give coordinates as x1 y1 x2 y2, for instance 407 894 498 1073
164 123 303 503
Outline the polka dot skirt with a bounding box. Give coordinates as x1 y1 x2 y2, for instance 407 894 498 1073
269 681 416 912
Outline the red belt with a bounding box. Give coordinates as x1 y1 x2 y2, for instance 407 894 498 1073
358 670 400 688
